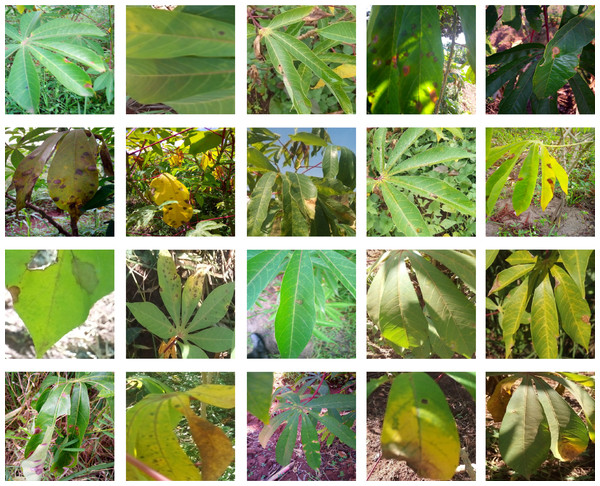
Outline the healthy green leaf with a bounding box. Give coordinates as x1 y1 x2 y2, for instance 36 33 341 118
186 282 234 333
315 250 356 299
445 372 476 401
385 128 427 170
499 377 551 479
247 146 278 173
424 250 476 292
6 47 40 113
29 18 106 40
381 373 459 480
316 413 356 448
127 302 174 340
372 127 387 174
569 71 595 114
274 251 316 358
267 6 314 30
247 372 273 425
388 146 474 176
247 251 290 309
275 411 299 466
380 181 431 236
307 393 355 411
530 274 559 359
288 132 328 146
317 21 355 44
512 144 540 215
456 6 476 74
486 250 499 269
188 326 234 352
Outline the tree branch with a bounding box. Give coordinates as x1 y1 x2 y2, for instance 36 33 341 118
435 10 459 114
5 194 71 236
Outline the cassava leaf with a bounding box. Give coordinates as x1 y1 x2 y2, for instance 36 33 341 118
315 250 356 299
512 144 540 215
247 251 290 310
157 250 181 327
247 372 274 425
248 172 277 236
380 180 431 236
530 274 559 359
274 251 316 358
500 276 532 358
387 145 474 176
186 282 234 333
127 302 175 340
558 250 592 298
381 373 459 480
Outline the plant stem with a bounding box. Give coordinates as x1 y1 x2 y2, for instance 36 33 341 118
543 6 550 43
435 9 459 114
127 128 196 156
5 194 71 236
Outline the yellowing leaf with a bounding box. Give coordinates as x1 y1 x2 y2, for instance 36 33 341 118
183 409 234 481
17 5 26 13
313 63 356 89
201 151 215 170
150 173 193 227
540 146 557 210
487 376 519 421
185 384 235 409
549 157 569 195
381 373 460 480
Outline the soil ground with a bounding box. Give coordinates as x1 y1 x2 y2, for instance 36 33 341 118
247 374 356 481
366 372 476 481
5 290 114 359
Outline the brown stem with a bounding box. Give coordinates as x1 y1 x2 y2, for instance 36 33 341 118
70 214 79 236
435 10 459 114
5 194 71 236
300 373 326 403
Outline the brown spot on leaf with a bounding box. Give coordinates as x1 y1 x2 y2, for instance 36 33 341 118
402 65 410 76
8 286 20 303
552 46 560 58
75 169 84 175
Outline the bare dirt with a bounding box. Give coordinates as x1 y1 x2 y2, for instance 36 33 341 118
367 372 476 481
5 290 114 359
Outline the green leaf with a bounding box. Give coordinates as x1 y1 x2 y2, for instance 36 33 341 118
127 302 174 340
186 282 234 333
367 252 429 349
408 253 475 357
188 326 234 353
6 47 40 113
315 250 356 299
489 264 535 295
530 274 559 359
486 250 499 269
487 55 538 97
6 250 113 358
372 127 387 174
33 41 105 71
501 5 521 30
267 6 314 30
445 372 476 401
266 30 353 114
28 45 94 97
5 23 22 42
126 57 234 113
301 414 321 470
388 146 474 176
29 18 105 40
550 266 591 352
512 145 540 215
180 270 205 328
316 413 356 448
275 411 299 466
317 21 356 44
499 377 551 479
558 250 592 298
274 251 316 358
247 146 278 173
424 250 476 292
263 33 311 114
306 393 355 411
179 5 235 24
367 376 390 398
157 250 181 328
248 172 277 236
126 8 234 58
548 375 595 442
456 6 476 75
385 128 427 170
486 144 528 215
281 172 317 236
247 372 273 424
532 7 595 98
389 176 475 216
288 132 328 146
498 59 538 114
5 43 20 59
381 373 459 480
533 377 589 461
486 140 527 170
322 145 340 179
569 71 595 114
247 251 290 309
380 181 431 236
367 6 443 114
500 276 532 358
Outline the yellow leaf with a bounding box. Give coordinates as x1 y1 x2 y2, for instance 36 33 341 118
183 409 234 481
550 157 568 195
150 173 193 228
313 64 356 89
201 152 215 170
17 5 26 13
540 146 556 211
185 384 235 409
487 376 519 422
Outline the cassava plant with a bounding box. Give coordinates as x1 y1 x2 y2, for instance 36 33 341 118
6 372 114 481
368 372 476 481
367 250 476 358
367 5 476 114
127 377 235 481
486 128 578 217
5 128 114 236
486 5 595 114
247 372 356 473
248 5 356 114
5 250 114 358
248 250 356 358
486 372 595 479
126 250 235 359
486 250 594 359
247 128 356 236
5 7 114 114
126 6 234 114
367 127 476 236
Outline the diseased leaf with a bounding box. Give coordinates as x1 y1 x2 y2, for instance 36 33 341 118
487 375 519 421
540 145 557 210
500 276 532 357
558 250 592 298
274 251 316 358
248 172 277 236
488 264 535 295
381 373 459 480
157 250 181 327
127 302 175 340
380 181 431 236
301 414 321 470
512 144 540 215
275 411 299 466
186 283 234 333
